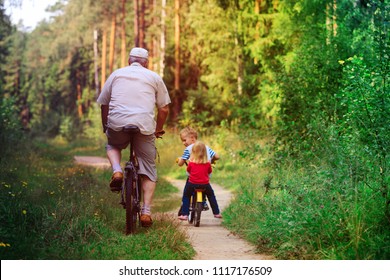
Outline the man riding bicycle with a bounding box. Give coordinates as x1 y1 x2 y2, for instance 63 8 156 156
97 47 170 227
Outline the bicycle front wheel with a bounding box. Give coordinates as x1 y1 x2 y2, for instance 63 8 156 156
194 202 203 227
125 175 137 234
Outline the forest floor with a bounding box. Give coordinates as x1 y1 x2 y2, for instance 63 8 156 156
74 155 273 260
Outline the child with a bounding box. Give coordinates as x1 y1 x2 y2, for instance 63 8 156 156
178 141 222 220
177 127 219 213
177 127 220 167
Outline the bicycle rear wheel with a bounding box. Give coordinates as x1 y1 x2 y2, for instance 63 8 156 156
188 195 195 224
194 202 203 227
125 173 137 234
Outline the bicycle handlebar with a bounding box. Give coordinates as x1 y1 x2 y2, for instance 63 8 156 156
155 130 165 139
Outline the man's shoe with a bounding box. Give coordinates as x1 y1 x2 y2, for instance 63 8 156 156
140 214 153 227
110 172 123 192
202 202 209 211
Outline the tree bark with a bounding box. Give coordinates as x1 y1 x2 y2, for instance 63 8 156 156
174 0 180 92
133 0 139 46
171 0 181 123
77 82 83 118
100 29 107 89
159 0 166 77
121 0 127 67
139 0 146 48
326 0 337 44
93 29 100 97
109 13 117 73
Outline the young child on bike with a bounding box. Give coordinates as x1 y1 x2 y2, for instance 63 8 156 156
178 141 222 220
177 126 219 214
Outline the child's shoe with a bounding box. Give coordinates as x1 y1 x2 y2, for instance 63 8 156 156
178 215 188 221
214 214 222 219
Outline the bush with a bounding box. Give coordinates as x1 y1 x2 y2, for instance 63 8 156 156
0 96 23 160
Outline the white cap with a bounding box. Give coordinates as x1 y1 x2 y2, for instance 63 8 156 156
129 47 148 59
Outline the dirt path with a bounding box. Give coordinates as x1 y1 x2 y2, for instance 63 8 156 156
74 155 273 260
167 179 272 260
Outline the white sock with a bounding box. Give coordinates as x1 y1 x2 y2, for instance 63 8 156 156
141 205 151 215
112 164 122 174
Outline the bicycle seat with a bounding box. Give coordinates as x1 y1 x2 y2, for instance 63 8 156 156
123 125 140 134
194 186 206 192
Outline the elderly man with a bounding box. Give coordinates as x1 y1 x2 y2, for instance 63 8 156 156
97 47 170 227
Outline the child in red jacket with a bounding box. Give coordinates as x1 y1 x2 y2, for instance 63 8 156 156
178 141 222 220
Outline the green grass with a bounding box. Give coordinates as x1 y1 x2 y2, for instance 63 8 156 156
0 137 194 260
2 127 388 260
206 128 390 260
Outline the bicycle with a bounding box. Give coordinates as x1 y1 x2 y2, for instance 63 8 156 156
119 125 141 235
188 186 206 227
118 126 164 235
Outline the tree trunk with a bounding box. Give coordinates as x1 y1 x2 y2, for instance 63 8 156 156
171 0 181 123
174 0 180 92
150 0 157 71
159 0 166 77
121 0 127 67
139 0 146 48
93 29 100 97
109 13 117 73
254 0 261 65
326 0 337 44
133 0 139 46
77 82 83 118
100 29 107 89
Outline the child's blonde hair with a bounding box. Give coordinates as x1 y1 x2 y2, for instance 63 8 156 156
189 141 208 164
180 126 198 139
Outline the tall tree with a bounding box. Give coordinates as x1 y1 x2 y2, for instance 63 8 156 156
101 29 107 87
133 0 139 46
139 0 146 48
108 12 117 73
159 0 166 77
120 0 127 67
170 0 181 124
93 29 99 98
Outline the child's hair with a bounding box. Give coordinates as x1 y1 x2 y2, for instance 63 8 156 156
189 141 208 164
180 126 198 139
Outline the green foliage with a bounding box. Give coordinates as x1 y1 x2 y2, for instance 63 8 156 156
337 54 389 216
0 0 12 96
0 139 194 260
0 96 23 160
178 0 239 126
208 128 390 259
2 0 389 260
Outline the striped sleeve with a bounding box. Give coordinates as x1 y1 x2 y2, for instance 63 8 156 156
181 147 191 160
207 146 216 160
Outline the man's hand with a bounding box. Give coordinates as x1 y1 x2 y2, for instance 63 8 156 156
101 105 109 134
155 130 165 138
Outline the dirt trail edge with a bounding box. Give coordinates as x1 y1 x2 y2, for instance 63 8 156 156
167 178 272 260
74 156 273 260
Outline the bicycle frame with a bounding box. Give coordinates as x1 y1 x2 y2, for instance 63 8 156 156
189 186 206 227
120 125 141 235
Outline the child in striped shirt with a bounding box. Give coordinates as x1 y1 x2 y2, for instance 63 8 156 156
176 127 221 218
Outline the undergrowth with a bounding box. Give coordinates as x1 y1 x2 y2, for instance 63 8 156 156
0 137 194 260
207 128 390 259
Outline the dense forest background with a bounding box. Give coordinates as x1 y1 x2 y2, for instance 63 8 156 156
0 0 389 259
